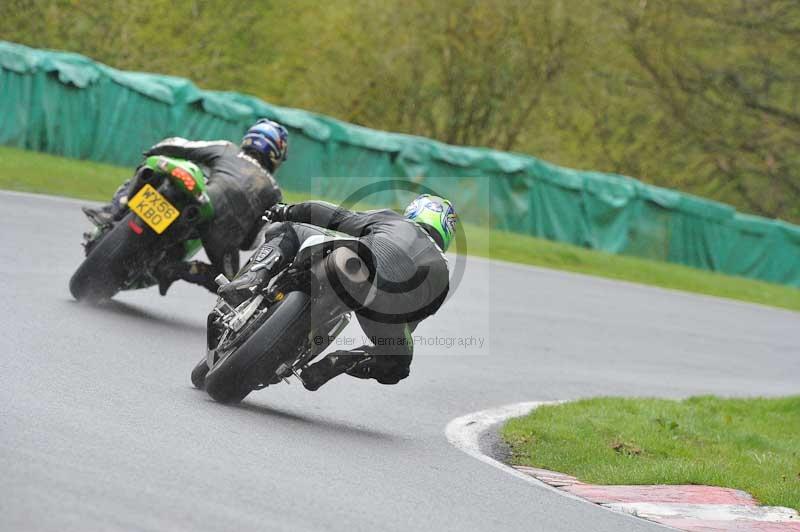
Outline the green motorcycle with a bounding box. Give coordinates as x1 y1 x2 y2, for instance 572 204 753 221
69 156 214 302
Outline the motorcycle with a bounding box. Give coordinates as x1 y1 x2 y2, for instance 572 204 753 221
69 156 214 302
192 229 376 404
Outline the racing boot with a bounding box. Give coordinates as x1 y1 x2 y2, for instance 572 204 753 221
300 351 368 391
82 182 130 227
216 265 271 307
154 261 186 296
82 205 115 227
82 174 140 228
218 228 299 306
181 261 219 293
156 261 218 296
345 356 378 380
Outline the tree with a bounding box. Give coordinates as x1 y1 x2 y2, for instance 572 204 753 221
1 0 799 221
307 0 573 151
610 0 800 219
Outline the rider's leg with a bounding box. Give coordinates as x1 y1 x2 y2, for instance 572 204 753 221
217 222 300 305
82 179 127 226
155 259 222 296
346 353 412 384
172 236 243 295
302 318 415 389
302 348 413 390
83 166 150 226
154 237 241 297
300 350 369 391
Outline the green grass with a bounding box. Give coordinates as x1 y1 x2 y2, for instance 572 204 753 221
0 145 132 201
461 224 800 312
1 144 798 312
503 396 800 511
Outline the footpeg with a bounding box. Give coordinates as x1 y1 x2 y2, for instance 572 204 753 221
290 365 308 386
275 362 300 386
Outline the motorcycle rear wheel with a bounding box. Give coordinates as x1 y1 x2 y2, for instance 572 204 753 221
69 213 149 302
204 291 312 404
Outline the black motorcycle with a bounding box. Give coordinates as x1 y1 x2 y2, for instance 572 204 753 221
69 156 214 302
192 229 375 404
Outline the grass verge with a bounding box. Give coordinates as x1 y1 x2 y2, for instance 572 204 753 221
1 144 798 311
503 396 800 511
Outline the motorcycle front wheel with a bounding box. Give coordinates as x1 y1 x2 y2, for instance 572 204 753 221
204 291 312 404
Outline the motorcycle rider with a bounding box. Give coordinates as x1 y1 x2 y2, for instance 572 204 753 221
83 119 287 295
217 194 457 390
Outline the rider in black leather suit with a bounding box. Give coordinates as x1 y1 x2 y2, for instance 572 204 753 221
83 120 287 294
218 196 457 390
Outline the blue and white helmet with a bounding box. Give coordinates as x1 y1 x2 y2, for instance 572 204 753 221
241 119 289 173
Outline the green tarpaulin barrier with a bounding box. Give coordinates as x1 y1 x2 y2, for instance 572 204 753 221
1 41 798 287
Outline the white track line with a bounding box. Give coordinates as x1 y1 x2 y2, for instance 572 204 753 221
443 401 670 524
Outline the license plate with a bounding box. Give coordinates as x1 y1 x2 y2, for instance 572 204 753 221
129 184 181 234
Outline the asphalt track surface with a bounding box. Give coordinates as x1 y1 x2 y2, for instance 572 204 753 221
1 190 798 532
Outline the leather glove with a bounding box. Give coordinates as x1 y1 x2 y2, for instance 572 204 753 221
264 203 290 223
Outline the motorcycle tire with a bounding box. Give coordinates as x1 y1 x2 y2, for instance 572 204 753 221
204 291 312 404
69 213 150 302
191 357 210 390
